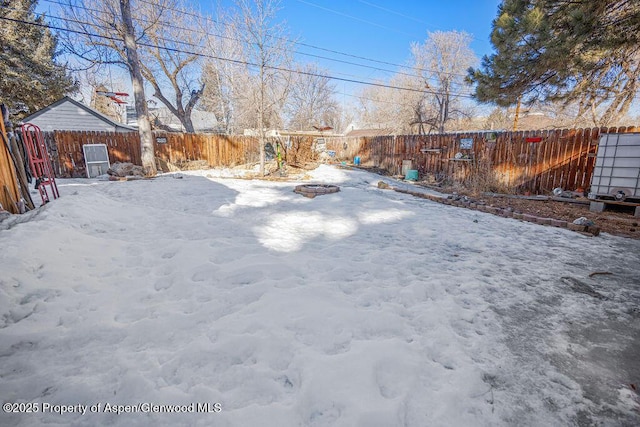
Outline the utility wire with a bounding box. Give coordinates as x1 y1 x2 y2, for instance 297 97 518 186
39 0 466 82
48 0 472 80
36 7 424 88
0 14 476 99
356 0 427 25
37 2 416 81
355 0 483 43
293 0 413 37
5 2 476 95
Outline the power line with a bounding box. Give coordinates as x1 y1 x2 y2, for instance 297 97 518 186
0 13 476 100
39 1 408 80
38 0 470 82
101 0 473 80
293 0 413 37
4 1 476 96
341 91 424 109
3 8 475 117
150 0 473 80
39 7 409 86
356 0 427 25
355 0 483 43
27 2 475 94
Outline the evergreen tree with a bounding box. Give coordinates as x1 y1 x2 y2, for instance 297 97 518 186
0 0 76 120
469 0 640 125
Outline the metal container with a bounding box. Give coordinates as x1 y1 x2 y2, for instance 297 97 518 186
589 133 640 201
405 170 419 181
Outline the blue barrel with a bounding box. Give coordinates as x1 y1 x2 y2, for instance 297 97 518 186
405 169 419 181
354 156 361 165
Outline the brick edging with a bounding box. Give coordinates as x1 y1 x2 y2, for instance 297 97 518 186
388 184 600 236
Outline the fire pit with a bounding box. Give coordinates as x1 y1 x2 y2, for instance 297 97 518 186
293 184 340 198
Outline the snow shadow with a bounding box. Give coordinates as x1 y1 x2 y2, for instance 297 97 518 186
1 167 639 426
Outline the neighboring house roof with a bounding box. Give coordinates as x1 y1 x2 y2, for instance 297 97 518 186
22 96 136 132
345 128 394 138
243 129 341 138
512 112 557 130
127 106 219 132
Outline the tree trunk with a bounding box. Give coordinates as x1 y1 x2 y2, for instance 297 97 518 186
183 119 195 133
259 62 265 176
513 97 522 131
183 86 204 133
120 0 157 176
437 95 446 134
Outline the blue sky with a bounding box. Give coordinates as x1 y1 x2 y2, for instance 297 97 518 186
37 0 503 105
207 1 502 81
277 0 500 72
207 0 503 102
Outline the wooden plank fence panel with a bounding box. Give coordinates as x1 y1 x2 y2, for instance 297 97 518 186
43 130 139 177
532 130 546 192
540 129 554 192
355 126 637 193
215 134 222 166
0 119 21 213
575 128 592 191
559 129 573 189
154 132 168 164
548 129 564 190
535 131 546 192
495 132 507 187
567 129 583 191
46 127 636 194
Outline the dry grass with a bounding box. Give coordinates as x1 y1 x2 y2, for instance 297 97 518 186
465 159 514 196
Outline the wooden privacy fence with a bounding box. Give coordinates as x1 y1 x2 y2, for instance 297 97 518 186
153 133 317 168
43 131 261 177
153 133 260 167
43 131 321 177
326 126 639 193
45 126 638 194
0 120 21 213
45 131 141 177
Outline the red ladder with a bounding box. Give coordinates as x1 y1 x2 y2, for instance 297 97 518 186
21 123 59 205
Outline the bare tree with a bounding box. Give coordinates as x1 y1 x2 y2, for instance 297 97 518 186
60 0 205 154
286 63 340 130
200 17 249 134
356 85 395 132
357 74 429 134
60 0 196 173
411 31 477 133
200 63 232 133
483 107 512 130
355 32 476 135
136 1 205 132
73 67 124 121
235 0 293 175
119 0 156 174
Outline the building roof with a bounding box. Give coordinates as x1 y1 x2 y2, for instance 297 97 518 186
345 128 394 138
23 96 136 132
127 106 219 132
243 129 341 138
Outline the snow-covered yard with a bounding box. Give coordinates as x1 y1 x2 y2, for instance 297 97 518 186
1 165 639 426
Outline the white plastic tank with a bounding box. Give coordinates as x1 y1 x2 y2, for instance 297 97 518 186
589 133 640 201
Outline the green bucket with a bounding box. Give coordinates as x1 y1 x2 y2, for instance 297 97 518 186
405 169 419 181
